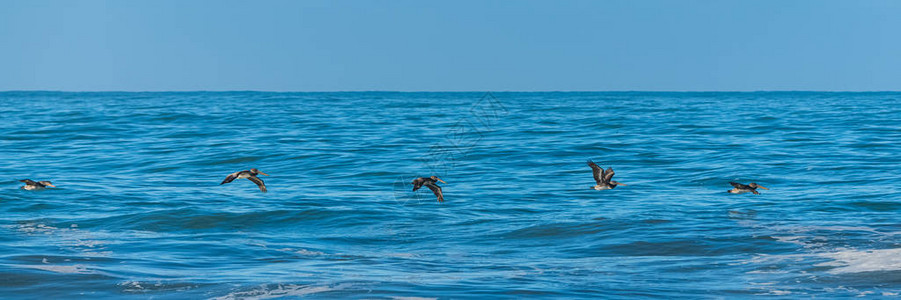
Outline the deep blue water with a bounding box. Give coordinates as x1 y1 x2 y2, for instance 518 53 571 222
1 92 899 299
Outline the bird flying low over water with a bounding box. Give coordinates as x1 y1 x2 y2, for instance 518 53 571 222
412 176 446 202
221 168 269 192
728 182 768 195
19 179 56 190
587 160 626 190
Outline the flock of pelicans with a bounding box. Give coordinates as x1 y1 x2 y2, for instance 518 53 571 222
17 160 769 201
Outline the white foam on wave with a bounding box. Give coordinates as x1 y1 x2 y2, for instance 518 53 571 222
743 248 901 275
799 225 882 234
6 222 113 257
119 281 147 292
117 280 199 293
211 283 357 300
756 289 791 296
739 253 808 266
822 286 898 297
770 235 811 246
6 223 58 234
816 248 901 274
273 248 326 256
21 264 96 274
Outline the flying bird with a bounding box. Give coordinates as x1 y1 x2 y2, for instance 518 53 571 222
727 182 768 195
19 179 56 190
221 168 269 192
412 176 446 202
587 160 626 190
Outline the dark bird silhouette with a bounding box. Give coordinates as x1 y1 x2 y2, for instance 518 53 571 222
728 182 768 195
412 176 446 202
19 179 56 190
221 168 269 192
587 160 627 190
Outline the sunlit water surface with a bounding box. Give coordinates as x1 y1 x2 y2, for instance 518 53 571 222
1 92 899 298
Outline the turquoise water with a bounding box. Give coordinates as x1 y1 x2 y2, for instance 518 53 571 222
1 92 899 298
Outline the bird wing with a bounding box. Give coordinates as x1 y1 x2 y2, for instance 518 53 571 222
587 160 604 184
411 178 424 191
729 182 749 189
248 176 267 192
425 183 444 202
19 179 37 185
221 172 238 184
603 167 615 182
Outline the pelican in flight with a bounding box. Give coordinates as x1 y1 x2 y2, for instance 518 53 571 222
587 160 626 190
221 168 269 192
412 176 446 202
728 182 768 195
19 179 56 190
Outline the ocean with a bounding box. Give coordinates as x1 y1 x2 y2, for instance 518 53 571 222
1 92 899 298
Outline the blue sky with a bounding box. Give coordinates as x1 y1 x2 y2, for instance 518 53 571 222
1 0 899 91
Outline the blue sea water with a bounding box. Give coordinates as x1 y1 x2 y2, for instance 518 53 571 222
0 92 899 299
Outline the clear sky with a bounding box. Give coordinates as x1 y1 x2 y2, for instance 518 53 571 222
1 0 899 91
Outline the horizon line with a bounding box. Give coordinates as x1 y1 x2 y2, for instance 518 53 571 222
2 89 900 93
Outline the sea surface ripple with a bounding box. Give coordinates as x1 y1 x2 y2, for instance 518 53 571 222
1 92 900 298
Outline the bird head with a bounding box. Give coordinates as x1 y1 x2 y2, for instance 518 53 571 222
39 181 56 187
430 176 446 183
611 181 627 186
251 169 269 176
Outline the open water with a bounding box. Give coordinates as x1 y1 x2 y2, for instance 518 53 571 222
1 92 899 298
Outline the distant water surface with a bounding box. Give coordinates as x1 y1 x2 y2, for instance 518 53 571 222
1 92 899 298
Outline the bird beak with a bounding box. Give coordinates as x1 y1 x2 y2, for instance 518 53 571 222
616 182 627 186
259 171 270 176
46 184 56 188
436 177 446 184
757 185 768 190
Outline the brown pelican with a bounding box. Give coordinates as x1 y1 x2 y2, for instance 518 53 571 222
19 179 56 190
587 160 626 190
728 182 768 195
221 168 269 192
412 176 446 202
